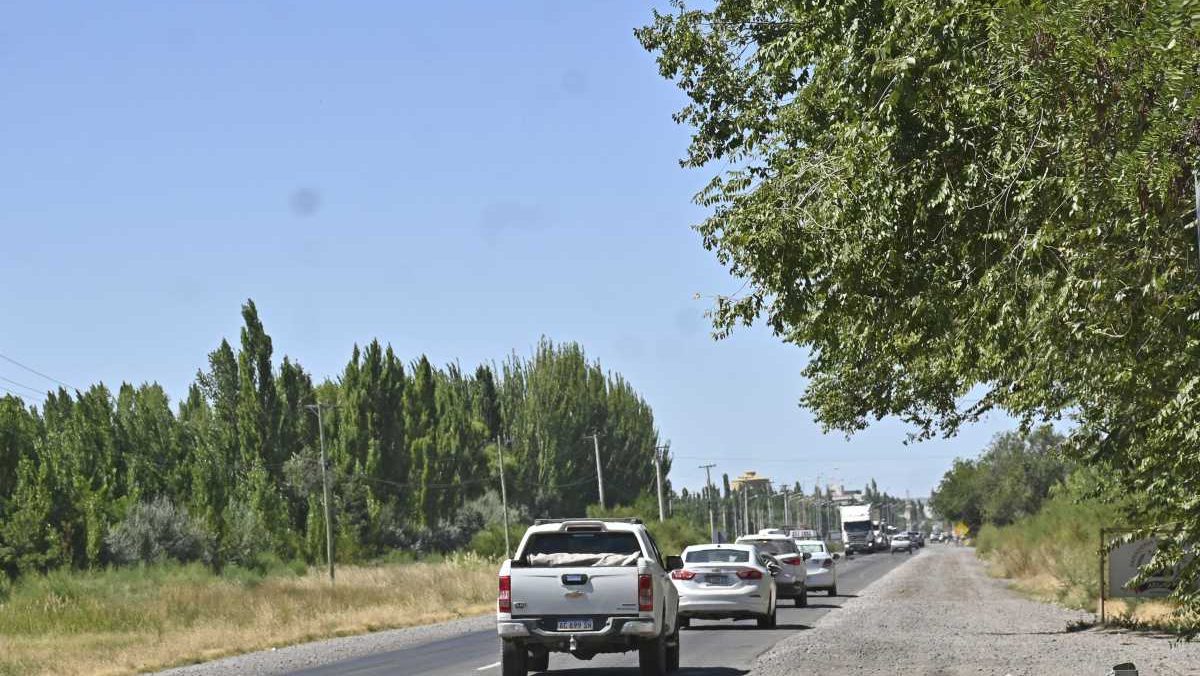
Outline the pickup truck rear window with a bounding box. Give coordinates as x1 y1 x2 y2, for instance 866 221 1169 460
521 532 641 559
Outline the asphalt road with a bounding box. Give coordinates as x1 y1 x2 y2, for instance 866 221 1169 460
290 550 915 676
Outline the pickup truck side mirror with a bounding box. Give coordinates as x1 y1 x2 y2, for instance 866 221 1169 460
666 555 683 571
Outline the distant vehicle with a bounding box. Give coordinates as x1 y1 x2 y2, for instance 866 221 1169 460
788 528 820 540
496 518 682 676
907 531 925 548
758 528 788 536
671 544 778 628
890 534 915 554
839 504 877 555
735 533 809 606
794 539 840 596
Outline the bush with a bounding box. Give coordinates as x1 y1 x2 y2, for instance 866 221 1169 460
105 498 211 566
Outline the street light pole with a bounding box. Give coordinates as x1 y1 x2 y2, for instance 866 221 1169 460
653 445 669 522
700 463 717 542
585 433 606 508
496 436 511 559
782 488 790 527
305 402 336 585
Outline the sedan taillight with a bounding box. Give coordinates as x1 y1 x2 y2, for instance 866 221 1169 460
498 575 512 613
820 558 834 569
670 569 697 580
778 556 802 566
736 568 763 580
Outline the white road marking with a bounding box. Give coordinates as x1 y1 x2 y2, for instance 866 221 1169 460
477 661 501 671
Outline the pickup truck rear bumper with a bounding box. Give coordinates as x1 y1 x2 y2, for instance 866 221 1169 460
498 615 658 650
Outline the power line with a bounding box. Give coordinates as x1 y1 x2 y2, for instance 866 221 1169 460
0 374 45 396
0 352 77 391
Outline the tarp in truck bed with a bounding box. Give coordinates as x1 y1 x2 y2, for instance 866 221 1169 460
526 552 640 567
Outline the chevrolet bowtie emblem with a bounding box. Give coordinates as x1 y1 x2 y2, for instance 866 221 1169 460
563 590 586 599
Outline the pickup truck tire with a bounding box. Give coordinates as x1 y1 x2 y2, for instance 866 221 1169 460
501 639 527 676
527 647 549 672
638 631 668 676
795 584 808 607
665 624 681 672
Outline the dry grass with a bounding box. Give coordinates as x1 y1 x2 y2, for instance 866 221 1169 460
0 555 496 676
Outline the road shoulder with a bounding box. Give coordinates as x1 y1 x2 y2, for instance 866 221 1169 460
156 613 494 676
754 545 1200 676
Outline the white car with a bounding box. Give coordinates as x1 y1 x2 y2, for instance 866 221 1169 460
671 544 777 628
735 534 808 606
794 540 840 595
890 534 915 554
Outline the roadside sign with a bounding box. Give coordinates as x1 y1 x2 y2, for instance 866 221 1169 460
1107 537 1184 599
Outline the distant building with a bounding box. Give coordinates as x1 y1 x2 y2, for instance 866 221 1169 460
731 470 772 492
830 484 863 504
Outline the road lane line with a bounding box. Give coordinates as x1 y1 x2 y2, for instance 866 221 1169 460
476 661 500 671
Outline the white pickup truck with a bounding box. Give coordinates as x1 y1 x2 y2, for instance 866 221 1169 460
496 518 682 676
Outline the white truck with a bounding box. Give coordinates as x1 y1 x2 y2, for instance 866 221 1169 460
839 503 877 555
496 518 682 676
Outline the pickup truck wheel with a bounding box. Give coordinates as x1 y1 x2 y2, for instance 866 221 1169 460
638 632 668 676
795 585 808 607
501 639 527 676
678 616 690 629
527 646 549 673
665 624 681 672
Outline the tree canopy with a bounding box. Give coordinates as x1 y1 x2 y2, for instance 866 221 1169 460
640 0 1200 607
0 301 666 575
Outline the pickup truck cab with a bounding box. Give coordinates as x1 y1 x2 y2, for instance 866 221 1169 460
496 518 681 676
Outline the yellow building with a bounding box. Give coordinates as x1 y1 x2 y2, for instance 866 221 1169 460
731 470 772 492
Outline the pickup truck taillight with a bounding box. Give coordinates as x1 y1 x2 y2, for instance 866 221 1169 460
498 575 512 613
736 569 763 580
779 556 802 566
670 569 696 580
638 573 653 611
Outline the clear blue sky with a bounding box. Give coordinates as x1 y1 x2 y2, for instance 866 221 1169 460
1 1 1014 497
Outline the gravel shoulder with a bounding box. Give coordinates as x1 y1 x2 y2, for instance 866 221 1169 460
754 545 1200 676
155 613 493 676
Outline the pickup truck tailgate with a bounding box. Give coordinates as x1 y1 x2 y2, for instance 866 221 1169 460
511 566 639 616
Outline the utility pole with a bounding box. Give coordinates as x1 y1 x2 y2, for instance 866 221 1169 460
700 463 717 542
766 491 774 526
496 436 511 559
743 486 750 534
653 445 669 522
782 488 790 527
305 403 336 585
586 433 605 508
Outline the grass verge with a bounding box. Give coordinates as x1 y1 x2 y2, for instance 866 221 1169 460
974 496 1195 633
0 554 496 675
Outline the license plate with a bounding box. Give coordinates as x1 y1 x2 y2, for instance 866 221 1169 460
704 574 731 585
557 618 593 631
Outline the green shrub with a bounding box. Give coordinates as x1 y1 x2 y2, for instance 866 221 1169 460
105 498 211 566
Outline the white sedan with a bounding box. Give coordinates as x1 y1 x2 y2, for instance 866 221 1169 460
794 539 840 595
890 534 916 554
670 544 778 628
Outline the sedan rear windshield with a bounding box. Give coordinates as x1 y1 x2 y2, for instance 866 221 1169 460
685 549 750 563
520 532 641 559
795 543 826 554
738 539 797 555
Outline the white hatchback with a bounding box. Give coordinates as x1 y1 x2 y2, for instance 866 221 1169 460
671 544 778 628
